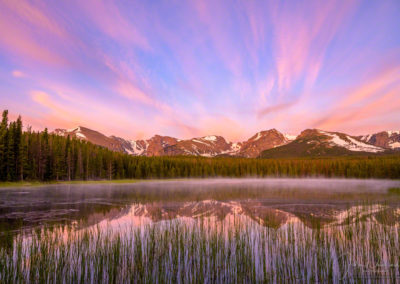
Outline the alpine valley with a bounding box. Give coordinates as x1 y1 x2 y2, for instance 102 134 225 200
53 126 400 158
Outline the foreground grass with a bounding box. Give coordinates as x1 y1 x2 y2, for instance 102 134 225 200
389 187 400 195
1 208 399 283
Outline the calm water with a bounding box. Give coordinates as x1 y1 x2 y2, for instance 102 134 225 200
1 178 400 233
1 179 400 282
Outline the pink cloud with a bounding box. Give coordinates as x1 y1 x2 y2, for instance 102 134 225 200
0 0 77 66
29 89 156 139
312 59 400 132
0 14 66 66
269 0 358 93
257 101 296 118
11 70 25 78
77 0 150 50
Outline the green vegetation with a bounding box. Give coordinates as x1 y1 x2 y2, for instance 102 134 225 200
1 109 400 182
0 179 144 188
1 207 399 282
388 187 400 195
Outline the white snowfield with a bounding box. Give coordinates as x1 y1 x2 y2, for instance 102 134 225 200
71 127 86 139
318 130 384 153
230 142 242 153
192 138 211 146
360 134 372 141
128 140 146 155
253 132 263 141
75 132 86 139
203 135 218 142
389 142 400 149
387 130 400 136
284 133 297 141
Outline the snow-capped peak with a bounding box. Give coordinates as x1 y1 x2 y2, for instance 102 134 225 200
284 134 297 141
318 130 384 153
387 130 400 136
67 126 80 132
203 135 218 142
128 140 147 155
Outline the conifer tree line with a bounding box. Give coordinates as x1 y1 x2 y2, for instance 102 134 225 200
0 110 399 182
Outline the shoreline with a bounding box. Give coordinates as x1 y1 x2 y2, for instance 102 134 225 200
0 179 144 188
1 177 400 188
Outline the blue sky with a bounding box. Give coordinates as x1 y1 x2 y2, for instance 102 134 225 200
0 0 399 141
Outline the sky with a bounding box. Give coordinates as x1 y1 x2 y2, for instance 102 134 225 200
0 0 400 142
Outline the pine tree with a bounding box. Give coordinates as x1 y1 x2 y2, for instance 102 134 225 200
0 110 8 181
15 116 23 180
7 122 16 181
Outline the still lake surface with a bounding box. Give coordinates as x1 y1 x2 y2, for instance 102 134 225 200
1 178 400 282
1 178 400 233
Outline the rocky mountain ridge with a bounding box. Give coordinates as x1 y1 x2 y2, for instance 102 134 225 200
260 129 386 158
52 126 398 158
358 130 400 150
52 127 294 157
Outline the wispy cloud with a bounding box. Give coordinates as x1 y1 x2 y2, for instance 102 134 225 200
0 0 399 140
11 70 25 78
257 101 296 118
269 0 358 93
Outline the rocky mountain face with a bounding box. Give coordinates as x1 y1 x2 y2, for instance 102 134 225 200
358 131 400 150
52 127 294 157
53 127 127 152
126 135 179 156
163 135 236 157
260 129 385 158
237 129 289 158
53 126 392 158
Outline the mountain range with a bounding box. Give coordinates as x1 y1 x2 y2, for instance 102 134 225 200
53 126 400 158
109 201 400 230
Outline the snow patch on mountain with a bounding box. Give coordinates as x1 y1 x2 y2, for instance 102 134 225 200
284 134 297 141
319 130 384 153
230 142 242 153
387 130 400 136
253 132 262 141
192 138 210 146
75 132 86 139
389 142 400 149
129 140 147 155
67 127 79 132
203 135 217 142
360 134 372 141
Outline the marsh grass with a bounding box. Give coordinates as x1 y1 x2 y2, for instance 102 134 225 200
0 179 144 188
388 187 400 195
0 206 399 283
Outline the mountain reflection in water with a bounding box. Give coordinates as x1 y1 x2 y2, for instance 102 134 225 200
1 178 400 234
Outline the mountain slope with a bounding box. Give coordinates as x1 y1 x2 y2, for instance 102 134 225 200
163 135 236 157
237 129 290 158
259 129 385 158
53 127 180 156
53 127 128 152
127 135 180 156
54 126 392 159
359 131 400 150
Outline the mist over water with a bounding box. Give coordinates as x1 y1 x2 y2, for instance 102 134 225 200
1 178 400 234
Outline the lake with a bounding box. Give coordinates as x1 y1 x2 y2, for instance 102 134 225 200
1 178 400 282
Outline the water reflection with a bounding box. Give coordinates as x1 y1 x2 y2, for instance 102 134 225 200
1 179 400 282
1 178 400 234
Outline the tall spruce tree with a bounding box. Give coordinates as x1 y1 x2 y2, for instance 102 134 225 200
0 110 9 181
7 122 16 181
